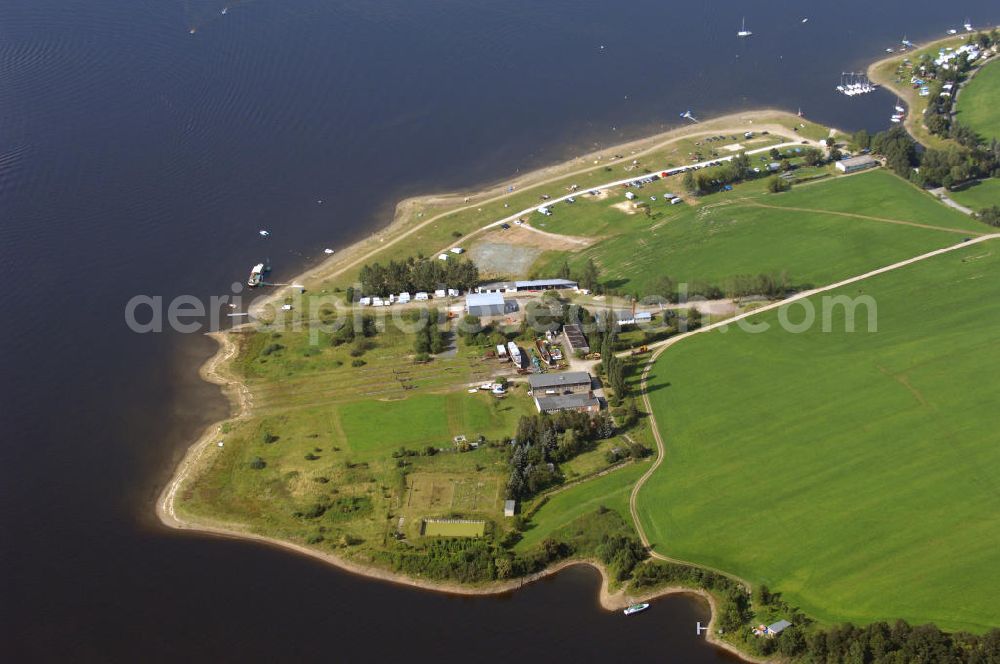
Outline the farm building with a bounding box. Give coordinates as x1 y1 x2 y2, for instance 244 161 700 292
562 324 590 354
514 278 577 291
836 155 878 174
597 310 653 326
504 500 517 517
466 292 507 317
528 371 593 395
534 393 601 415
477 281 518 294
767 620 792 636
477 278 578 293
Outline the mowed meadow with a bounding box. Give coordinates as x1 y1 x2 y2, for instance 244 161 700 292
956 59 1000 141
533 169 986 295
636 242 1000 632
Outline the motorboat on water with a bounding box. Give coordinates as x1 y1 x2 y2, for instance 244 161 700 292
248 263 265 288
624 603 650 616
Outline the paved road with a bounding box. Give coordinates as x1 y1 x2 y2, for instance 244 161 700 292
626 232 999 577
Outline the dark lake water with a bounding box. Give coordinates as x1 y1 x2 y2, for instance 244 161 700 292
2 0 997 660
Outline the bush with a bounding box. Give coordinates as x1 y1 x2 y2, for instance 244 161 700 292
766 176 791 193
260 343 284 356
978 205 1000 227
351 359 366 367
249 457 266 470
260 431 279 444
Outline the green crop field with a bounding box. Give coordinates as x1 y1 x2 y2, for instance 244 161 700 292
949 178 1000 211
956 59 1000 141
635 241 1000 632
532 169 984 296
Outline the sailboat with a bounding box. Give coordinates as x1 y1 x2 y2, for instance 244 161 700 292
737 17 752 38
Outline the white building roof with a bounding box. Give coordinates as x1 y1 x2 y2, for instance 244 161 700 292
466 292 505 308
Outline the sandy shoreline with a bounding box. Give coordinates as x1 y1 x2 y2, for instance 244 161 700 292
155 108 830 664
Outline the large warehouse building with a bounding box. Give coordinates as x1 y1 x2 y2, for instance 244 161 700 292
465 292 507 317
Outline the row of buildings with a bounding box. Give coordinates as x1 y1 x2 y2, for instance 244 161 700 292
527 371 600 415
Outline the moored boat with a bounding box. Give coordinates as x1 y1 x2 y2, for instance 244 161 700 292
623 603 650 616
248 262 265 287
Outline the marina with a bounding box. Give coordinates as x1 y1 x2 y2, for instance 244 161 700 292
836 72 878 97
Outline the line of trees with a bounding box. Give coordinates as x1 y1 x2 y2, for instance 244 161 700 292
410 308 446 357
358 256 479 296
683 151 752 195
599 329 628 404
639 271 796 303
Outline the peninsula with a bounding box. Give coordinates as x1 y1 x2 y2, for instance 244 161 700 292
160 28 1000 658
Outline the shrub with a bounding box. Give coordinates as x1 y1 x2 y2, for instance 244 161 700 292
978 205 1000 227
249 457 266 470
351 359 366 367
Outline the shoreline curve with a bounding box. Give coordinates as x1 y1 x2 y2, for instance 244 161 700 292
155 108 833 664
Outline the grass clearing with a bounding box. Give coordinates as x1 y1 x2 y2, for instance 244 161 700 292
956 58 1000 141
422 519 487 537
637 241 1000 632
515 461 650 552
949 177 1000 211
534 169 983 295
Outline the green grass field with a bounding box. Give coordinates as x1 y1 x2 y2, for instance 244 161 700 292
422 519 486 537
956 59 1000 141
636 241 1000 632
515 461 650 552
949 178 1000 211
534 169 984 296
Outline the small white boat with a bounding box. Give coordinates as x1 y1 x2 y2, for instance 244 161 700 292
221 7 228 15
324 248 334 254
259 229 270 237
964 21 974 32
801 18 808 23
947 29 958 35
624 603 650 616
248 263 265 287
737 17 752 37
895 105 905 113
